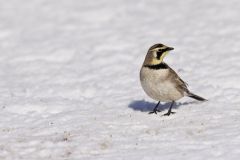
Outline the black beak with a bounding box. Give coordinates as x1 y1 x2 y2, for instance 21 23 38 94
167 47 174 51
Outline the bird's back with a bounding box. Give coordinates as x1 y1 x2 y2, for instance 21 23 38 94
167 66 189 95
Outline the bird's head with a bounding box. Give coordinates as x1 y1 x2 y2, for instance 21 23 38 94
143 43 174 65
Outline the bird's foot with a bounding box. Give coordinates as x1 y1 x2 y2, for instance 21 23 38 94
149 109 161 114
163 111 175 116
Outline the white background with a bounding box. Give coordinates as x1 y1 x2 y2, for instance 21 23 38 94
0 0 240 159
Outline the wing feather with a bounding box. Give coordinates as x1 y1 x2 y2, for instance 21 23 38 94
168 67 189 94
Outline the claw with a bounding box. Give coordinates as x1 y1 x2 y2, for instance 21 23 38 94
163 111 175 116
149 109 161 114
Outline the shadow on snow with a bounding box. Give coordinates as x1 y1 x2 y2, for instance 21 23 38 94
128 100 198 112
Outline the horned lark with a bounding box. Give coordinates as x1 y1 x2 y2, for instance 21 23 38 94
140 43 206 116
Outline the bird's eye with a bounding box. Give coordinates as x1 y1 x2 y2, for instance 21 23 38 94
156 50 163 59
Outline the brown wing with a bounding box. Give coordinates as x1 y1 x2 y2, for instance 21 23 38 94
168 67 189 94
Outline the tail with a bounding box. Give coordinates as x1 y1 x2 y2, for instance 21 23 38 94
188 92 207 101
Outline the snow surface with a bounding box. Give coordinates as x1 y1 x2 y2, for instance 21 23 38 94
0 0 240 159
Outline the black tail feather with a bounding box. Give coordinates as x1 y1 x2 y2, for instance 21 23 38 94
188 92 207 101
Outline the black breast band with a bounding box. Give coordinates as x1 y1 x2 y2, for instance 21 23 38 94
144 63 169 70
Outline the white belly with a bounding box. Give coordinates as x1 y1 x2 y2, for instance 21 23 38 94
140 67 183 102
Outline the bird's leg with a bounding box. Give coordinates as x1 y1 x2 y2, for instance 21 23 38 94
163 101 176 116
149 101 161 114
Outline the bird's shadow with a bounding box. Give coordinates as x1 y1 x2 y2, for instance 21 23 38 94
128 100 197 112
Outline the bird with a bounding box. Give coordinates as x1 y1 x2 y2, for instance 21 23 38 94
140 43 206 116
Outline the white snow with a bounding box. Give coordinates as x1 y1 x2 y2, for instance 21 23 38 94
0 0 240 159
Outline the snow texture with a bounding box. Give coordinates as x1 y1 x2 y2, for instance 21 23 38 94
0 0 240 159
